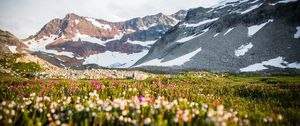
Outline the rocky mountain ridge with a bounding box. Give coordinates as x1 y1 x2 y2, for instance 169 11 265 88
134 0 300 73
24 10 187 68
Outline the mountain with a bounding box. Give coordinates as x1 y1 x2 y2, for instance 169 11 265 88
133 0 300 73
0 30 28 54
24 10 187 68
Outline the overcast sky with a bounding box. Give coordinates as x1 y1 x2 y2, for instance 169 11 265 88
0 0 220 39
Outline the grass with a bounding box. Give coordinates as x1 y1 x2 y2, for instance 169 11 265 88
0 53 42 77
0 73 299 126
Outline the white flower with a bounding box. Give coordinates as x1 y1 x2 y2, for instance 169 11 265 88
119 116 124 121
263 118 267 123
277 114 283 120
144 118 151 125
193 109 200 115
105 105 112 112
122 110 128 116
75 104 84 112
68 110 73 115
51 109 55 113
182 114 189 122
4 109 9 114
174 117 179 123
30 93 36 97
85 107 90 112
1 101 6 106
55 120 61 125
106 112 111 120
207 109 215 117
233 117 238 122
127 117 132 123
8 101 16 108
37 122 42 126
25 100 32 105
8 118 12 124
11 110 15 116
132 120 137 125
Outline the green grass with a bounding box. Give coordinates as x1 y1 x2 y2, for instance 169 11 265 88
0 73 299 126
0 53 42 77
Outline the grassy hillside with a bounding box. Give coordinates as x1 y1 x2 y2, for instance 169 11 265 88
0 73 299 125
0 53 42 77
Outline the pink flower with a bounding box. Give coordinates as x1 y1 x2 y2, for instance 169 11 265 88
91 80 103 91
139 95 144 103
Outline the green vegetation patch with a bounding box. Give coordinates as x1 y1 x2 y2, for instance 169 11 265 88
0 73 299 126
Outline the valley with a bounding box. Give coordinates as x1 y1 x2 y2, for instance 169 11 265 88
0 0 300 125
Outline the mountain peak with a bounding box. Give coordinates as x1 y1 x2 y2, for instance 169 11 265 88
64 13 81 20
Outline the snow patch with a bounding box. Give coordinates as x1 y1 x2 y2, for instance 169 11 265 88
269 0 298 5
183 18 219 28
248 19 273 37
73 31 108 46
84 50 149 68
294 26 300 39
74 20 80 24
224 28 235 35
135 47 202 67
126 40 157 47
235 43 253 57
240 56 300 72
139 23 158 30
7 45 17 53
167 15 179 25
239 3 263 14
177 28 209 43
25 35 74 57
75 57 85 60
126 29 136 33
86 17 112 30
287 62 300 69
214 33 220 37
249 0 260 4
211 0 249 9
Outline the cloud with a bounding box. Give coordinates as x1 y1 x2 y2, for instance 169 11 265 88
0 0 220 39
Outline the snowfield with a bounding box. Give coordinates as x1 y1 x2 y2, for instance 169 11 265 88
248 19 273 37
84 50 149 68
294 26 300 39
235 43 253 57
25 35 74 58
72 31 109 46
135 48 202 67
239 3 263 14
224 28 235 35
86 17 112 30
7 45 17 53
269 0 298 6
183 18 219 28
126 40 157 47
177 28 209 43
240 56 300 72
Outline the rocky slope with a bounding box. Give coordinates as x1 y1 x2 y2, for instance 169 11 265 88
25 10 187 68
0 29 157 79
0 30 28 54
133 0 300 73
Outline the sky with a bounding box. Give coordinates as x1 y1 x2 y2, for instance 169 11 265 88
0 0 220 39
